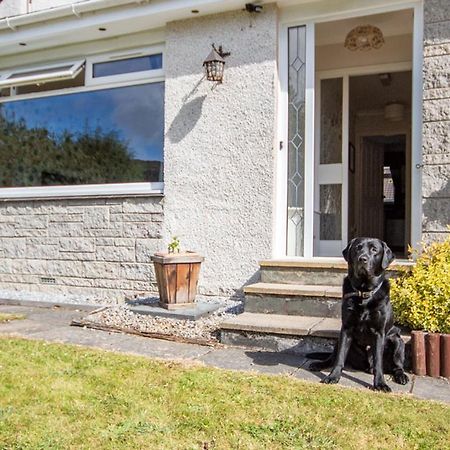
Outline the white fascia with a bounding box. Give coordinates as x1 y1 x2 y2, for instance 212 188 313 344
0 0 248 56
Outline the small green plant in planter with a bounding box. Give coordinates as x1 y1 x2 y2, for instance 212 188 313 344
167 236 180 254
391 236 450 377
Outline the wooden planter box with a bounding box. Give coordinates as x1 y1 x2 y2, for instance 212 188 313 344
151 251 204 309
411 331 450 378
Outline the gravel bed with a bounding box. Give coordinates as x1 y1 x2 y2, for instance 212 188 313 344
84 295 244 343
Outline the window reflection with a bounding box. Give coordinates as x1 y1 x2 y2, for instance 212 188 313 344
93 54 162 78
0 82 164 187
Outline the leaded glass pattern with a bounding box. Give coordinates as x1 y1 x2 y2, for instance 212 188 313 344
287 26 306 256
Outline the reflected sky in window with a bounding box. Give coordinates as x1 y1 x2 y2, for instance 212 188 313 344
93 54 162 78
1 82 164 163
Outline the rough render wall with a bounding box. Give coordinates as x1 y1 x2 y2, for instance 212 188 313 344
0 0 27 18
0 0 84 18
0 197 163 302
422 0 450 243
164 6 278 296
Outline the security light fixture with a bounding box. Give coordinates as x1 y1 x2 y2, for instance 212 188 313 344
344 25 384 51
203 44 230 83
245 3 263 13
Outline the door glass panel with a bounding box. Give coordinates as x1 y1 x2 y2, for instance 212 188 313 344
320 184 342 240
287 25 306 256
320 78 342 164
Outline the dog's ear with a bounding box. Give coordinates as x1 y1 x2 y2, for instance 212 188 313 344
342 238 357 262
381 241 395 269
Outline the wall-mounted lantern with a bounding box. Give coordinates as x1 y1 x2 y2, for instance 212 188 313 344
203 44 230 83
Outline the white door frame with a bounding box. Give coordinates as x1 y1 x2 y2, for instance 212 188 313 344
274 1 423 259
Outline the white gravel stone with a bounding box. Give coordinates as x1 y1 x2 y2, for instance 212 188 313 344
85 295 244 342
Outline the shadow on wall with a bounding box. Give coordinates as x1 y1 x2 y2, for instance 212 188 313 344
422 178 450 232
167 94 206 143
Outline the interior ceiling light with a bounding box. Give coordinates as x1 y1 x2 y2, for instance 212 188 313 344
344 25 385 51
379 73 392 86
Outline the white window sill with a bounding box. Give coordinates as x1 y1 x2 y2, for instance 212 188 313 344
0 182 164 201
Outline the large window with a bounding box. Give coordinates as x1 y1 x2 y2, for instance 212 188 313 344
0 47 164 191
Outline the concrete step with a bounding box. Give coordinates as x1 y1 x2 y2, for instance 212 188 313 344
220 312 340 354
260 258 414 286
220 312 411 358
244 282 342 318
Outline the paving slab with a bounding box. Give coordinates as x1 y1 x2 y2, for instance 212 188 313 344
0 304 448 404
0 297 102 312
24 323 212 361
199 347 306 375
411 375 450 403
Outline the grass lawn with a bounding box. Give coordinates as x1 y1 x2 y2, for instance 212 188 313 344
0 313 25 323
0 338 448 450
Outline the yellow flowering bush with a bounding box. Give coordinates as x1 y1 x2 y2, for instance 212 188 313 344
391 236 450 333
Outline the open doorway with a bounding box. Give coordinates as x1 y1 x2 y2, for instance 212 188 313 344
349 72 411 258
313 10 413 257
353 135 407 256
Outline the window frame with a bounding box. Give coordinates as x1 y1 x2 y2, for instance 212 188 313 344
0 59 85 90
85 45 164 86
0 45 165 199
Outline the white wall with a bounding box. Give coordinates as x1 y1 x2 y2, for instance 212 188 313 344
0 0 87 18
163 6 279 296
0 0 27 18
29 0 84 12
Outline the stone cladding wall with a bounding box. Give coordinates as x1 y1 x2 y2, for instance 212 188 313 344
422 0 450 243
0 196 163 302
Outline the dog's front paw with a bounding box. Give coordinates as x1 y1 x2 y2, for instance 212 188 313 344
393 370 409 385
321 375 340 385
372 382 392 393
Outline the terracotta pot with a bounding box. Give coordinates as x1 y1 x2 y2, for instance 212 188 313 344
411 331 426 376
425 332 441 378
441 334 450 378
151 251 204 309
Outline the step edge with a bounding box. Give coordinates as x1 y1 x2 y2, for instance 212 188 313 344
221 313 341 338
259 260 414 271
244 283 342 298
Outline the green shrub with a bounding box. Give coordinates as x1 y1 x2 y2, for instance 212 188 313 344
391 236 450 333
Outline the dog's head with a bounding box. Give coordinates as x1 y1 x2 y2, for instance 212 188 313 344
343 237 394 280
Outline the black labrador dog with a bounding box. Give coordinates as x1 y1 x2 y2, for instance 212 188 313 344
310 237 409 392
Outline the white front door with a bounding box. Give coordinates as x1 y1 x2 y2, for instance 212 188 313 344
314 76 348 256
